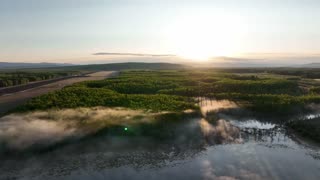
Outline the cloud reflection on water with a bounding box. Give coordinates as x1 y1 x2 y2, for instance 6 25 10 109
1 99 320 179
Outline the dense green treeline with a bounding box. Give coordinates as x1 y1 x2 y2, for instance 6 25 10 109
14 87 197 112
0 71 78 88
75 71 301 95
270 69 320 79
14 69 320 113
213 68 320 78
39 62 187 71
212 93 320 112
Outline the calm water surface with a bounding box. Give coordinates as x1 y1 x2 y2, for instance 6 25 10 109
1 99 320 180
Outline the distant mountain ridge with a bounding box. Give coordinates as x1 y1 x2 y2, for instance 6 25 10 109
1 61 319 70
207 62 320 68
0 62 187 71
297 63 320 68
45 62 188 71
0 62 73 69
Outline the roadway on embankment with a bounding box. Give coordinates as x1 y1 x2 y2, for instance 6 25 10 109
0 71 119 115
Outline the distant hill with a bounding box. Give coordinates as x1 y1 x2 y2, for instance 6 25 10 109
297 63 320 68
0 62 73 69
209 62 270 68
44 62 188 71
209 62 320 68
206 57 284 68
207 57 320 68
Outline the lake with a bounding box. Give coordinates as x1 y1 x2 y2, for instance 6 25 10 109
1 99 320 180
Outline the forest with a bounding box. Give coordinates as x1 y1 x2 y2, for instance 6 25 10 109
14 69 320 113
0 71 79 88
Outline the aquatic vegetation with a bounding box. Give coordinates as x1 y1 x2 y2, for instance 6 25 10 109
310 87 320 94
288 117 320 142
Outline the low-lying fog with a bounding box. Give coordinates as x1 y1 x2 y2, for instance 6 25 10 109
0 107 162 150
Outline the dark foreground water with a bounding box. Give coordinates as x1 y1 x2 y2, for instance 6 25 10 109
1 100 320 180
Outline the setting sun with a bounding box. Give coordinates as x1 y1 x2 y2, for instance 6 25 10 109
167 10 247 61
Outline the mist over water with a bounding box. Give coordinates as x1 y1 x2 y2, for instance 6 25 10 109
0 116 77 150
1 100 320 180
0 107 159 151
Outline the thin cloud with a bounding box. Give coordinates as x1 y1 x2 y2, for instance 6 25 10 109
93 52 176 57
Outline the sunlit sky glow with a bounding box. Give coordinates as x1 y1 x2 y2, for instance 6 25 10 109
0 0 320 63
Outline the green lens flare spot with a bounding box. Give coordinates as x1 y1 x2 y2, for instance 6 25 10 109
124 127 128 131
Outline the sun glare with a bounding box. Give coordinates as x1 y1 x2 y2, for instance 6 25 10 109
167 11 247 61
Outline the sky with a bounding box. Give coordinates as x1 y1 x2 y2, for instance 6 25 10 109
0 0 320 64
